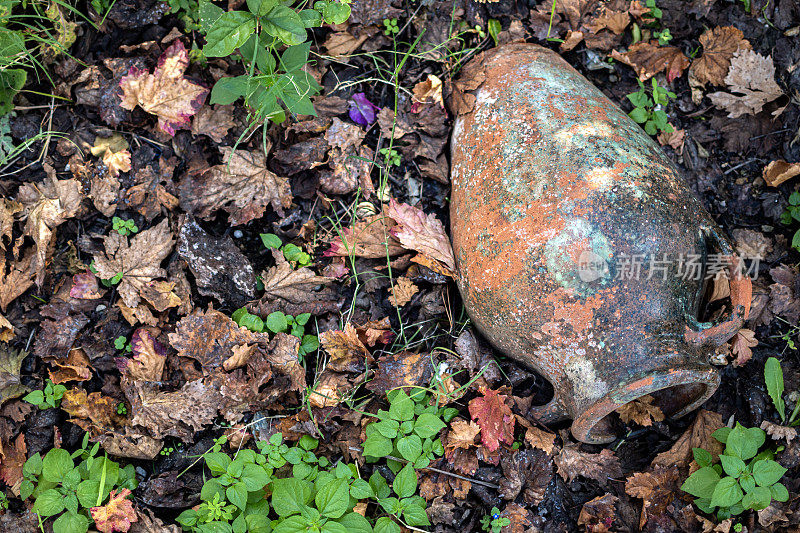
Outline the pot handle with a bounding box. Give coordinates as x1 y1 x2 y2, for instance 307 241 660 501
684 226 752 348
527 394 570 424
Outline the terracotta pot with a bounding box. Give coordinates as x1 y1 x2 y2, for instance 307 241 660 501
450 44 751 444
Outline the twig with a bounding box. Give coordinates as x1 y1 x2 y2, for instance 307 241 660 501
348 446 501 489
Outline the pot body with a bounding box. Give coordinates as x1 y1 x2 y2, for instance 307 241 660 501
450 44 748 443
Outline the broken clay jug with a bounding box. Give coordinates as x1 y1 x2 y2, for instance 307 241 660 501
450 44 751 444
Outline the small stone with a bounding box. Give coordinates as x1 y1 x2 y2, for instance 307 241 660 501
233 230 243 238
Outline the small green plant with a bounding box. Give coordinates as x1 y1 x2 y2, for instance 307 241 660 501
231 307 320 362
260 232 312 266
113 335 132 352
654 27 672 45
765 356 800 426
167 0 200 30
20 433 138 533
739 0 751 11
487 19 501 47
23 379 66 410
90 0 113 15
0 111 15 159
481 507 510 533
200 0 352 125
383 17 399 36
89 261 122 287
161 446 175 457
681 423 788 519
112 216 139 236
0 490 9 510
362 388 456 470
626 78 675 135
645 0 662 19
177 432 427 532
116 402 127 416
380 147 401 168
779 191 800 253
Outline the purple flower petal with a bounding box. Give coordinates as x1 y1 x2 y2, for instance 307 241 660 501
349 92 379 126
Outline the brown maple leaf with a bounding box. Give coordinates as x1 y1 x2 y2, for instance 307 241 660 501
319 323 369 372
554 445 622 486
324 212 404 259
577 493 618 533
468 387 515 453
443 418 480 460
388 276 419 307
709 49 785 118
730 328 758 367
690 26 751 87
611 41 690 82
259 248 334 310
119 41 208 135
385 199 456 275
90 488 138 533
91 219 175 308
61 388 125 435
180 146 292 225
625 465 680 529
125 161 179 221
191 104 236 143
0 252 34 312
122 328 166 382
17 176 84 286
616 395 665 427
652 409 723 468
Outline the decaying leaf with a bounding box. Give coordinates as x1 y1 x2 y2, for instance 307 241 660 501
768 265 800 324
625 465 681 529
319 323 369 372
522 423 556 455
91 488 138 533
0 253 34 312
122 328 167 382
762 160 800 187
17 176 84 286
260 248 333 309
652 409 724 468
0 432 26 495
61 388 125 435
128 380 222 441
443 419 480 459
412 74 444 108
690 26 751 87
119 41 208 135
760 420 797 444
554 445 622 487
324 212 404 259
180 146 292 225
366 351 433 395
48 348 92 384
610 41 690 82
446 57 486 116
0 345 27 406
616 395 665 426
730 328 757 366
385 199 456 275
708 49 785 118
388 276 418 307
577 493 618 533
92 219 175 308
191 105 236 143
92 133 131 178
70 271 105 300
468 387 515 453
307 370 350 408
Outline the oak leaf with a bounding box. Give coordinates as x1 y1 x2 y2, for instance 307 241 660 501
762 160 800 187
586 9 630 34
90 488 138 533
468 387 515 453
616 395 665 426
611 41 690 82
17 176 84 286
119 41 208 135
385 199 456 275
388 276 418 307
554 445 622 486
709 49 785 118
91 219 175 308
180 146 292 225
690 26 751 87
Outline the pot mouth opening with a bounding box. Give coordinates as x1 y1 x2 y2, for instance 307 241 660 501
571 365 720 444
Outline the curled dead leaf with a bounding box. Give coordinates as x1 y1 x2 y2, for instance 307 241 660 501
611 41 690 82
762 159 800 187
616 395 665 426
760 420 797 444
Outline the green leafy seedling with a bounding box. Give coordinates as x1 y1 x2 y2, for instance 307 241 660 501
626 78 676 135
779 191 800 253
481 506 510 533
112 216 138 237
23 379 67 410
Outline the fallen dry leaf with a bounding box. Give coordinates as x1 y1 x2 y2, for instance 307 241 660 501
657 127 685 152
319 323 369 372
586 8 629 34
709 49 785 118
91 488 138 533
443 418 481 459
70 271 105 300
48 348 92 384
98 427 162 460
180 146 292 225
102 150 132 177
92 219 175 308
388 276 418 307
730 328 758 366
0 345 28 406
768 265 800 324
119 41 208 135
554 445 622 487
323 30 369 57
690 26 751 87
760 420 797 444
412 74 444 108
0 432 26 495
611 41 690 82
123 328 167 382
61 388 125 435
523 424 556 455
366 351 433 396
385 199 456 274
126 163 179 221
757 505 790 529
763 159 800 187
139 280 181 312
128 380 222 441
356 318 395 347
468 387 515 453
0 253 34 312
324 212 404 259
577 493 618 533
307 370 350 408
652 409 724 468
17 176 84 286
616 395 665 426
325 117 365 151
191 104 235 143
446 57 486 116
625 465 681 529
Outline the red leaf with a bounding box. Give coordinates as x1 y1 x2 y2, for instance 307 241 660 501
468 387 515 452
91 488 138 533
